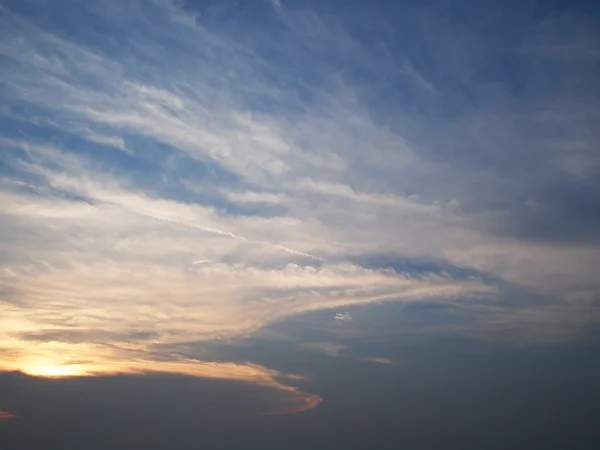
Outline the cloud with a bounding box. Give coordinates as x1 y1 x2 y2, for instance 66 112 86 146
306 342 347 356
0 0 599 412
0 410 17 421
400 61 438 94
363 357 393 365
334 312 352 322
267 0 282 11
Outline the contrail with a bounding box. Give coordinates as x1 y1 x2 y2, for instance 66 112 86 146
152 214 249 241
139 212 325 262
273 244 324 261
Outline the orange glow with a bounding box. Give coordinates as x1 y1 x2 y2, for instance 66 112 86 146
0 347 322 415
24 364 89 378
0 410 17 421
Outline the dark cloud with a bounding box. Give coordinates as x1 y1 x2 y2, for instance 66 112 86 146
0 370 302 449
2 336 600 450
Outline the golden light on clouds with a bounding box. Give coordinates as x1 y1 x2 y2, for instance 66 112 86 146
0 339 322 414
0 172 493 415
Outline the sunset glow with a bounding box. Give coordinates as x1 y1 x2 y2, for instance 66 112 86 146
1 0 599 447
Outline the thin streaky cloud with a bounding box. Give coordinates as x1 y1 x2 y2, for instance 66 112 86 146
0 410 17 421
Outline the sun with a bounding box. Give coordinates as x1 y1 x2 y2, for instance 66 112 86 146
26 364 87 378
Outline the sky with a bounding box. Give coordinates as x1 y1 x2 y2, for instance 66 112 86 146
0 0 599 448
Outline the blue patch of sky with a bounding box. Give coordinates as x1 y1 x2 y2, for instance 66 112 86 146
353 254 492 281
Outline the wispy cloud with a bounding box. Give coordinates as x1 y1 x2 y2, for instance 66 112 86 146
363 357 393 365
0 410 17 421
334 312 352 322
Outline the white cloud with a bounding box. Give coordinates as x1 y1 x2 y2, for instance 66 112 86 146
334 312 352 322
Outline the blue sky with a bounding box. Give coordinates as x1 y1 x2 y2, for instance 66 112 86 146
1 0 600 429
